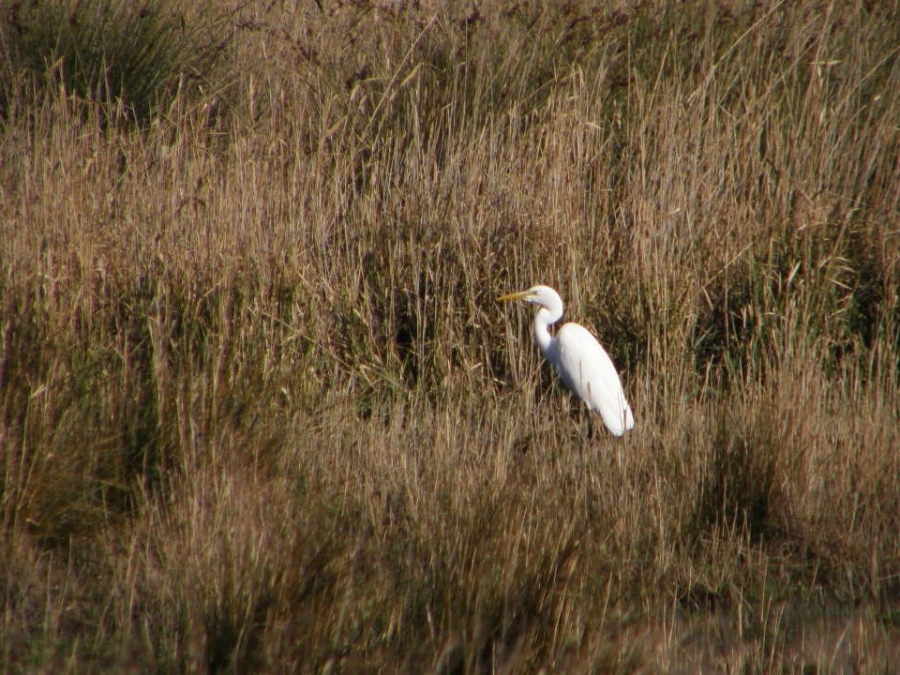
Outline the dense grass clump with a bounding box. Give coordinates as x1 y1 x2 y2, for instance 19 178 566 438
0 0 233 122
2 1 900 672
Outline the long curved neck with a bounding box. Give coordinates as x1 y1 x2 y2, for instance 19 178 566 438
532 310 555 355
532 298 564 356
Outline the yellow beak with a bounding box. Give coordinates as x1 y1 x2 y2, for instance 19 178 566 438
497 290 531 302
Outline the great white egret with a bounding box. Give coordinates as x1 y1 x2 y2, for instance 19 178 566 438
499 285 635 436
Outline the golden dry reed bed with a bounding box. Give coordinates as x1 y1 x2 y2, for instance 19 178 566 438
2 1 900 672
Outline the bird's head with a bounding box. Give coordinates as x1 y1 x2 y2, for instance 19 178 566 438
498 285 565 324
498 285 560 309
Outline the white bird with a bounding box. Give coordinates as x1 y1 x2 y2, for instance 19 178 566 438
498 285 634 436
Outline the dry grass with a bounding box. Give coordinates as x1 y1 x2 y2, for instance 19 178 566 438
2 0 900 672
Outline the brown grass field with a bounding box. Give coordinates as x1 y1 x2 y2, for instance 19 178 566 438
2 0 900 672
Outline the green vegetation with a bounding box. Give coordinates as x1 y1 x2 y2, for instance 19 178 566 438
0 0 232 122
2 0 899 672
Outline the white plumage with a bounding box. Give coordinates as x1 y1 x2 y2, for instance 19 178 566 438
499 285 634 436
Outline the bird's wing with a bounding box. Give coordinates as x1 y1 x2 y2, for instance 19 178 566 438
553 323 634 436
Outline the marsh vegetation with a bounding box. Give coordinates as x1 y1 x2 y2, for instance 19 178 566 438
2 0 899 672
